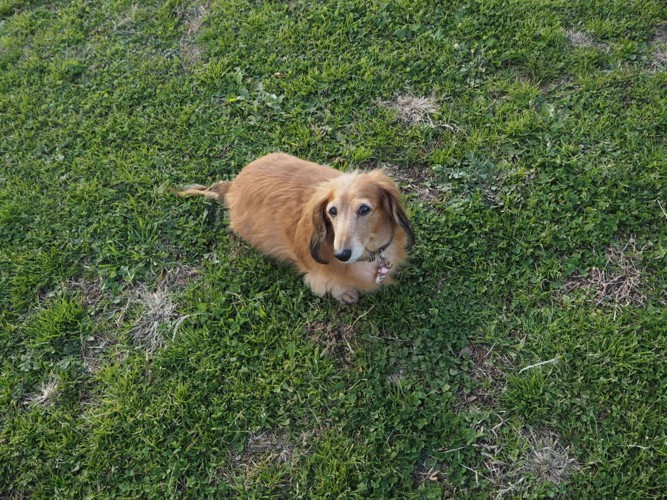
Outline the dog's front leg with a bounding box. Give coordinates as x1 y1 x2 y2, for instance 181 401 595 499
330 287 359 305
303 273 359 304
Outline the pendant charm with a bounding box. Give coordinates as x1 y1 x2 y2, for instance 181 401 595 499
372 245 394 285
375 262 393 285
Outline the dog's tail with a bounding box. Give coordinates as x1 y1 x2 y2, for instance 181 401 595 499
176 181 231 202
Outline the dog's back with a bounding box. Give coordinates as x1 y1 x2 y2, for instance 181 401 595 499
224 153 340 264
179 153 340 267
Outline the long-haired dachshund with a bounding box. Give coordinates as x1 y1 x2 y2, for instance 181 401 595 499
178 153 414 304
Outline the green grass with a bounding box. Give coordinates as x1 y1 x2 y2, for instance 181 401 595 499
1 0 666 496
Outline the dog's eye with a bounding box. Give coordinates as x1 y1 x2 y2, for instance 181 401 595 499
358 204 371 215
328 206 337 217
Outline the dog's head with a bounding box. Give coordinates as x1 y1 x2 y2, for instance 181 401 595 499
308 170 415 264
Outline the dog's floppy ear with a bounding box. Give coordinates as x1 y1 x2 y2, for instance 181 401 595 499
307 190 333 264
372 170 415 248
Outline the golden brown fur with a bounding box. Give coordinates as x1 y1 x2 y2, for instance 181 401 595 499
178 153 414 303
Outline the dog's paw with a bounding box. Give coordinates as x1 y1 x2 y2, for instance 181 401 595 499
333 288 359 305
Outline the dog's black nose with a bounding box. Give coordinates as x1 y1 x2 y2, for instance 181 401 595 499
335 249 352 262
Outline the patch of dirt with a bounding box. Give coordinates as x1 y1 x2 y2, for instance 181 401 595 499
561 238 646 316
306 306 377 367
381 163 449 204
305 320 357 366
216 430 312 484
458 344 512 411
81 333 117 374
539 76 575 93
649 24 667 70
70 276 105 310
160 264 199 289
72 265 199 362
473 417 580 496
68 277 119 373
376 95 444 127
655 24 667 42
566 29 611 52
652 47 667 67
240 432 295 468
178 3 209 67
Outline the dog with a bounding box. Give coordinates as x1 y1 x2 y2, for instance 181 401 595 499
178 153 414 303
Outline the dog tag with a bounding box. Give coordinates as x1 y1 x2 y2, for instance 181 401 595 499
375 264 392 285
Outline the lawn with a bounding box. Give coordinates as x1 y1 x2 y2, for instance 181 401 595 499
1 0 666 497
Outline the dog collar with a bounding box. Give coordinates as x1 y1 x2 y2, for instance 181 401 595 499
367 238 392 263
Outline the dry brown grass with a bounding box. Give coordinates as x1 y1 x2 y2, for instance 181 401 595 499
24 376 60 407
305 320 357 366
73 266 199 356
68 267 200 376
518 427 579 487
305 305 376 367
649 24 667 70
129 283 177 353
450 344 578 495
69 277 118 373
652 47 667 67
562 238 646 316
472 416 579 497
128 265 198 354
381 163 447 204
162 264 199 288
178 3 209 67
376 95 441 127
227 431 296 476
566 29 610 52
566 29 596 48
654 24 667 44
69 276 105 309
458 343 511 410
81 332 117 374
216 429 315 485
